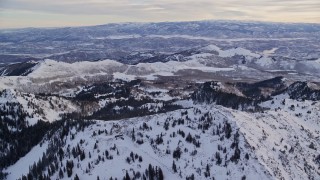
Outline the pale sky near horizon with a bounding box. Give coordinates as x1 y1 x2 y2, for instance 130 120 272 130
0 0 319 29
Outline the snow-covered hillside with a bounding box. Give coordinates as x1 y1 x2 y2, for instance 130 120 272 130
1 44 320 95
3 101 320 180
1 74 320 180
25 45 320 83
25 52 236 81
0 89 78 126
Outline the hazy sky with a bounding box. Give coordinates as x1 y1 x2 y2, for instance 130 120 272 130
0 0 319 28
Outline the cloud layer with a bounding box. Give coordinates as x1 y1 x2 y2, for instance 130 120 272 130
0 0 319 28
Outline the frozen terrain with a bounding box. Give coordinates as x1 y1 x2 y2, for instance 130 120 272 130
0 20 320 180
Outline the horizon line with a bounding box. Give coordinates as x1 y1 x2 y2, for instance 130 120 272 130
1 19 320 31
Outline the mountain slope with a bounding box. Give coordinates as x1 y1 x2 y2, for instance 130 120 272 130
3 100 320 180
4 106 272 180
1 72 320 180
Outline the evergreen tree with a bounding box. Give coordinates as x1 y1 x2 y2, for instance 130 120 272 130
131 128 135 141
158 167 164 180
80 150 86 161
148 164 154 180
186 133 193 143
59 168 64 178
205 163 210 177
74 174 80 180
172 160 177 173
124 170 130 180
66 160 74 177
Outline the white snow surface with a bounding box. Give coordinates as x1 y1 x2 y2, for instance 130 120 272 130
263 48 278 56
202 44 260 58
256 56 274 67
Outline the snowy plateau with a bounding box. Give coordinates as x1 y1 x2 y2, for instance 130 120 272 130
0 21 320 180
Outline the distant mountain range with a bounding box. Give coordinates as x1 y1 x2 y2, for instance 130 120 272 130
1 20 319 64
1 44 319 89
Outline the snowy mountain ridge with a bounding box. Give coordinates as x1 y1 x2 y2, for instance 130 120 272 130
1 75 320 180
3 100 320 180
1 44 320 94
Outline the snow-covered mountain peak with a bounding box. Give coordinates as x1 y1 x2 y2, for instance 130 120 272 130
28 59 126 79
